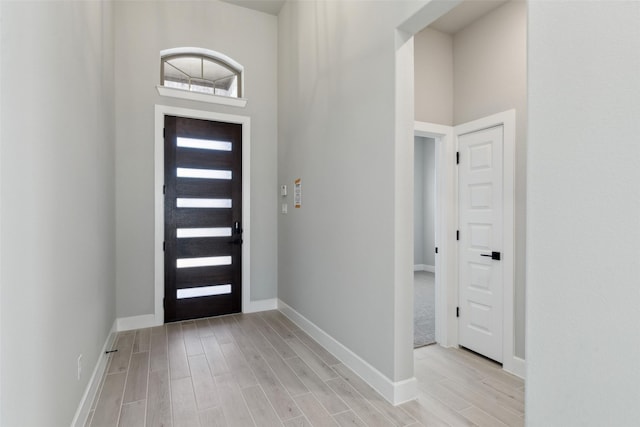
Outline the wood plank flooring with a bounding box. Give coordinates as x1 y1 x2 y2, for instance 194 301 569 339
87 311 525 426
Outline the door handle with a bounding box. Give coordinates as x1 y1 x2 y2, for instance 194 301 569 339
234 221 242 235
228 238 243 245
481 251 501 260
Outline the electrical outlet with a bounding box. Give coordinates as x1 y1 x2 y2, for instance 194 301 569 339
77 354 83 380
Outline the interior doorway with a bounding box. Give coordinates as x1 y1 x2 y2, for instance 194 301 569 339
413 136 437 347
405 0 526 378
414 122 456 349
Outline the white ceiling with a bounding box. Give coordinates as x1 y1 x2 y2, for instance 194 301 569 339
218 0 509 29
219 0 285 16
429 0 509 35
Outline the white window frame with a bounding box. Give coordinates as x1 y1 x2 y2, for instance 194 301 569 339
157 47 247 108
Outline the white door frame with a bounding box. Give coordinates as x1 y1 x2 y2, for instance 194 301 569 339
153 105 252 326
414 121 457 347
415 110 524 378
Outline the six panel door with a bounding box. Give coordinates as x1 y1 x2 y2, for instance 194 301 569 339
458 125 504 363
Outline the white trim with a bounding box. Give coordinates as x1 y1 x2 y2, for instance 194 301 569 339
393 377 419 405
0 2 3 418
158 47 246 106
71 320 117 427
414 121 457 348
244 298 278 313
413 264 435 273
454 109 523 377
156 86 247 108
506 356 526 379
116 314 156 332
154 105 251 323
160 47 245 73
278 300 417 405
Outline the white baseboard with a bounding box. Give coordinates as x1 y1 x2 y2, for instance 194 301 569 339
278 300 417 405
116 299 277 332
413 264 435 273
71 320 118 427
116 314 158 332
504 355 526 379
244 298 278 313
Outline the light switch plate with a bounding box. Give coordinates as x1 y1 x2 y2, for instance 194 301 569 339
281 203 288 214
280 185 287 196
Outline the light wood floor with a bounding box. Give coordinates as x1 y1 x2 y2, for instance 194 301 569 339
87 311 525 427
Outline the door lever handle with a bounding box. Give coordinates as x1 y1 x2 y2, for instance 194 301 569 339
481 251 501 260
228 238 243 245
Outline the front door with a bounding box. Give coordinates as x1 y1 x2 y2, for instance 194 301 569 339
164 115 242 322
457 125 503 362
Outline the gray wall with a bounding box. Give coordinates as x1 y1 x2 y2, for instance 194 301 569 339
414 0 527 357
414 28 453 125
1 1 116 425
114 1 278 317
414 137 435 267
453 0 527 357
527 2 640 424
278 0 426 382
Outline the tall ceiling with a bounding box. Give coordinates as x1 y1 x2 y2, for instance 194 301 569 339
218 0 510 34
429 0 510 34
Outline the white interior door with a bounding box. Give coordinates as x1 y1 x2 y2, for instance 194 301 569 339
458 125 504 363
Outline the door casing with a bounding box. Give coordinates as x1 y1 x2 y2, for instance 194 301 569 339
154 105 251 325
414 109 523 378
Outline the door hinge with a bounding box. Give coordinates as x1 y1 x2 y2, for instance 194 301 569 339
163 241 165 251
435 247 438 254
456 230 460 241
163 298 165 308
456 307 460 318
163 128 166 138
163 185 166 195
456 151 460 165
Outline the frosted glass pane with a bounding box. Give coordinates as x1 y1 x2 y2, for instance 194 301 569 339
176 256 232 268
177 284 232 299
164 80 190 90
176 228 232 238
177 168 232 180
176 198 231 208
177 137 231 151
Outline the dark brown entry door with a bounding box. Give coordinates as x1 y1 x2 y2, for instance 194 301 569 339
164 115 242 322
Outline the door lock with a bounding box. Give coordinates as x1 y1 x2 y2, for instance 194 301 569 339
480 251 501 260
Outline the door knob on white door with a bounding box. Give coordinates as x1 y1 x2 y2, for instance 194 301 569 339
480 251 501 260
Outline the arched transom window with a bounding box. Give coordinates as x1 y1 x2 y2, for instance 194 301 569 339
160 48 243 99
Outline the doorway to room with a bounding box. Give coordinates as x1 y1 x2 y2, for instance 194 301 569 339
406 0 526 378
413 135 437 348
